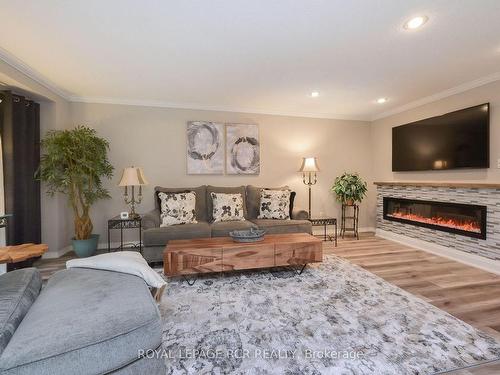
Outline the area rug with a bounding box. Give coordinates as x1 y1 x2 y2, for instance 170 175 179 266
159 255 500 374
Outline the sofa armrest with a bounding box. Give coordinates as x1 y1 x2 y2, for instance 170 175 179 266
142 209 160 230
291 208 309 220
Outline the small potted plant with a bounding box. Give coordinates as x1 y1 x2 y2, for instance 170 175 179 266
37 126 113 257
331 172 367 206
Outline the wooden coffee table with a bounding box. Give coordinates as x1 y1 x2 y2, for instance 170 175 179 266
164 233 322 283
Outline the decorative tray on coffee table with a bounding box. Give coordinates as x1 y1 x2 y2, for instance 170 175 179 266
229 228 266 243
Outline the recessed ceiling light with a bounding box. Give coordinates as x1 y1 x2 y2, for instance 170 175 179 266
310 91 319 98
376 97 388 104
404 16 428 30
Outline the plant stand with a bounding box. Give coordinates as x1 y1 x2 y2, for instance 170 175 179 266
341 204 359 240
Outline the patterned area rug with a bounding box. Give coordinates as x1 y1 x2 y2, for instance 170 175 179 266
159 255 500 374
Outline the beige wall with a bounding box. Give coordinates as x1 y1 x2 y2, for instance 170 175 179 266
371 80 500 182
0 60 70 256
7 58 499 255
69 103 374 245
369 80 500 222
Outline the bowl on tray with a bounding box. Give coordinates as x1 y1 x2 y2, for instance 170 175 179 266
229 228 266 243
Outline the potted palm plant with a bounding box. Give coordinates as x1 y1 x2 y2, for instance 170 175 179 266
331 172 367 205
37 126 113 257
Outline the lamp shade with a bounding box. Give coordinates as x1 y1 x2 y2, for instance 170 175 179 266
118 167 148 187
298 157 320 173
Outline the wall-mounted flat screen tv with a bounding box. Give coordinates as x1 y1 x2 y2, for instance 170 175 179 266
392 103 489 171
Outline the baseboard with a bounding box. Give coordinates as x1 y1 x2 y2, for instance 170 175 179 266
42 241 140 259
376 229 500 275
312 226 375 236
360 227 376 233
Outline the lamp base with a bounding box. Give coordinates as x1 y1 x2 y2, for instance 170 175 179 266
128 212 140 219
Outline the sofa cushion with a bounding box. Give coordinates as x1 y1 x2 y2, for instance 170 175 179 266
0 268 41 357
207 186 247 222
210 220 257 237
155 185 207 222
0 268 161 375
246 185 293 219
250 219 312 235
143 222 211 246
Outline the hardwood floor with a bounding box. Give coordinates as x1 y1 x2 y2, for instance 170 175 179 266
34 233 500 373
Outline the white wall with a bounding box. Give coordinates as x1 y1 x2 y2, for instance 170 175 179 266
69 102 374 245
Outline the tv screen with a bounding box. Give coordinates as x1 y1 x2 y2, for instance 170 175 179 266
392 103 489 171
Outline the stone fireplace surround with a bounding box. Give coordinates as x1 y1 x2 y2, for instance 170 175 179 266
375 182 500 273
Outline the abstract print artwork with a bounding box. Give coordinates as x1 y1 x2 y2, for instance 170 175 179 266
187 121 224 174
225 123 260 175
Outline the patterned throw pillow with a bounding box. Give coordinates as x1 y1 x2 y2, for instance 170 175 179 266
258 189 291 220
210 192 245 222
158 192 197 226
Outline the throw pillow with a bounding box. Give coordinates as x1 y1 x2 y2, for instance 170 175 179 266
258 189 291 220
210 192 245 222
158 191 197 226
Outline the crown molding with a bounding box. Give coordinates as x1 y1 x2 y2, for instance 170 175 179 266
371 71 500 121
68 95 369 121
0 47 72 100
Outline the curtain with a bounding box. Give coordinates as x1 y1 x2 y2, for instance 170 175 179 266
0 91 41 245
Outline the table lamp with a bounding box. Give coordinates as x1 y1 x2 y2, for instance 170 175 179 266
299 157 319 218
118 167 148 218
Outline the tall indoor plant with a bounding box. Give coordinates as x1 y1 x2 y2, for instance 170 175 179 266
331 172 367 205
37 126 113 257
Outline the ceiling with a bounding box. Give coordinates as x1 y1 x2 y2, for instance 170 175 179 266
1 0 499 120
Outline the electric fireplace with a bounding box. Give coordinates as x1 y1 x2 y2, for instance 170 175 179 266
383 197 487 239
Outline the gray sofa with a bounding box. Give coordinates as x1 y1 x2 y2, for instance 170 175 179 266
142 185 312 262
0 268 165 375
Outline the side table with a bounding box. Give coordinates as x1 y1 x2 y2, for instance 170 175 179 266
341 204 359 239
309 217 337 246
107 215 142 253
0 243 48 274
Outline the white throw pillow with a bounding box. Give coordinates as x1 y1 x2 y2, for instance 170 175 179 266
258 189 291 220
158 191 197 226
211 192 245 222
66 251 166 289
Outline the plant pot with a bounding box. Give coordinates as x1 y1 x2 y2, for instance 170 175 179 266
72 234 99 258
345 199 355 206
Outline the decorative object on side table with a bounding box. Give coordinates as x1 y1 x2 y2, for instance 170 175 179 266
118 166 148 218
309 217 337 246
332 172 367 240
299 157 320 218
108 215 143 253
229 228 266 243
37 126 113 257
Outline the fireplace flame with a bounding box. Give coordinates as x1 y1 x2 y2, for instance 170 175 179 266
388 212 481 233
